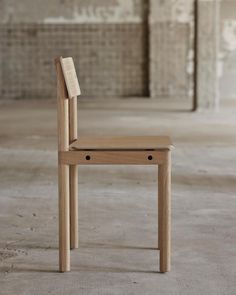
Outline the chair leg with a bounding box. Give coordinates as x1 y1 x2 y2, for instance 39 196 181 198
70 165 79 249
58 163 70 272
158 151 171 273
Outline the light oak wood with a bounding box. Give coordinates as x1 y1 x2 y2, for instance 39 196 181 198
158 151 171 272
69 97 78 141
55 58 70 272
56 58 69 152
70 136 173 151
69 97 79 249
58 164 70 272
59 150 168 165
55 56 172 273
60 57 81 99
69 165 78 249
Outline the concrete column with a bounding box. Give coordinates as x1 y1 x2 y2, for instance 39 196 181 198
149 0 171 99
149 0 194 101
194 0 220 110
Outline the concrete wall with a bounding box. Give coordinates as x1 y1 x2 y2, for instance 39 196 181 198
0 0 232 106
149 0 195 100
220 0 236 100
0 0 148 99
0 0 194 101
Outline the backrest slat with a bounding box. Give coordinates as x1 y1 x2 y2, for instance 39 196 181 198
60 57 81 99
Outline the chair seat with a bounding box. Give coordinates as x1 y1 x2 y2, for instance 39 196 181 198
70 136 173 151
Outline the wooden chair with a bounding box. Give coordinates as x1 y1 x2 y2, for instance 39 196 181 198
55 56 173 273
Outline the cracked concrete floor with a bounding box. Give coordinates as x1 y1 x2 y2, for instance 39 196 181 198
0 99 236 295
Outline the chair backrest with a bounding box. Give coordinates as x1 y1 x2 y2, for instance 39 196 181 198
55 56 81 152
60 57 81 99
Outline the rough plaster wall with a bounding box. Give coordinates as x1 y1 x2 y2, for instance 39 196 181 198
196 0 220 110
220 0 236 99
0 0 225 105
0 0 144 24
0 0 148 99
149 0 195 100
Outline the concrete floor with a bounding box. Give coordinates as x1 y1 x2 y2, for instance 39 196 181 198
0 99 236 295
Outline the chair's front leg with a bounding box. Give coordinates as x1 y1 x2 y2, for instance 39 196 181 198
70 165 79 249
158 151 171 272
58 163 70 272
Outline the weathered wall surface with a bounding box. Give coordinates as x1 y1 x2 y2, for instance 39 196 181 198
0 0 230 106
195 0 220 110
0 0 148 99
149 0 195 100
0 0 144 24
220 0 236 99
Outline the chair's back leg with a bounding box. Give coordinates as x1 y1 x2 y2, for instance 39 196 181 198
158 151 171 272
69 97 79 249
58 163 70 271
56 59 70 272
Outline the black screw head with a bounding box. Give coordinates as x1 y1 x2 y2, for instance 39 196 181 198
86 155 91 160
148 155 153 160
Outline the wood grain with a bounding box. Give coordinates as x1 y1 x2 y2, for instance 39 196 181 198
55 56 172 273
58 164 70 272
60 57 81 99
69 96 79 249
158 151 171 272
69 165 78 249
56 58 69 152
70 136 173 151
55 58 70 272
59 150 167 165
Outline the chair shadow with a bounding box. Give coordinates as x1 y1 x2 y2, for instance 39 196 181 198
74 264 161 274
81 242 159 251
6 242 158 251
3 243 58 250
10 267 58 274
5 265 161 274
1 242 160 274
